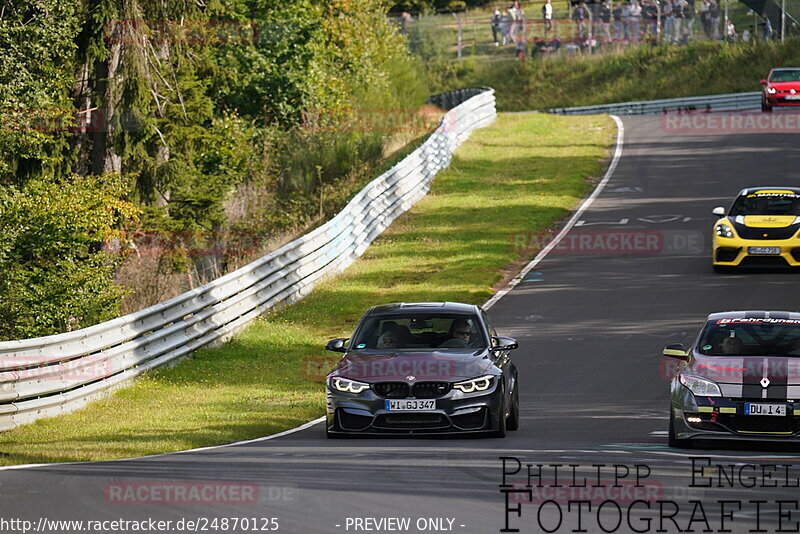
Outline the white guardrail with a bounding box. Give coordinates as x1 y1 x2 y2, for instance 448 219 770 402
549 91 762 115
0 88 496 430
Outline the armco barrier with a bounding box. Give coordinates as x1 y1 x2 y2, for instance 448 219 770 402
0 88 496 430
549 91 762 115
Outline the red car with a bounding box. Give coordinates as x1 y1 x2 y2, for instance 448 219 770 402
761 68 800 112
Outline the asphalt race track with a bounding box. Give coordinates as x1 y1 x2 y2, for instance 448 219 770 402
3 115 800 534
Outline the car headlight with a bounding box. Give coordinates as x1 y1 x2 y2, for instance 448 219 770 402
453 375 494 393
715 223 734 238
767 87 777 94
679 374 722 397
330 377 370 394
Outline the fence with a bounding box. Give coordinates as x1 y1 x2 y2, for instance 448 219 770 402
393 3 793 63
548 91 762 115
0 88 496 431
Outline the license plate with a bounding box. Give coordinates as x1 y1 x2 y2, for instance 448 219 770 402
785 95 800 100
385 399 436 411
745 403 787 416
748 246 781 255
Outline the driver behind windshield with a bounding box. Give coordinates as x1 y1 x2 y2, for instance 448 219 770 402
438 319 472 348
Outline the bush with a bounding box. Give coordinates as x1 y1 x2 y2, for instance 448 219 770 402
0 175 139 340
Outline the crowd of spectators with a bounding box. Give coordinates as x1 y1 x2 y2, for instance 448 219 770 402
489 0 776 49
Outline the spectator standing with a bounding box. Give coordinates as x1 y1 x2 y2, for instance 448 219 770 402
589 0 602 38
698 0 710 37
709 0 721 39
672 0 683 41
600 0 613 40
630 0 643 39
642 0 658 39
508 2 523 42
543 0 554 35
620 0 632 40
683 0 695 38
491 9 502 45
662 0 674 41
499 9 513 44
726 18 735 41
613 2 623 39
572 2 590 40
762 14 773 41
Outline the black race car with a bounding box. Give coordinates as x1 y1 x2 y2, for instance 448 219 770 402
666 311 800 447
325 302 519 437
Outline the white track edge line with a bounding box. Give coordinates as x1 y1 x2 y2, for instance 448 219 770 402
482 114 625 310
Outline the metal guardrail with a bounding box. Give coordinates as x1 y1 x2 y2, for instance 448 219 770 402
549 91 762 115
0 88 496 430
428 87 491 111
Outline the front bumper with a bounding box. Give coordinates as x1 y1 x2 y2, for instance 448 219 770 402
765 94 800 107
712 235 800 268
671 385 800 442
326 382 505 435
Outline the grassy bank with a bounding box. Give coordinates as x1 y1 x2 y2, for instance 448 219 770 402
0 112 614 466
434 37 800 111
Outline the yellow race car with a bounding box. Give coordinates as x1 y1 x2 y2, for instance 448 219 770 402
712 187 800 270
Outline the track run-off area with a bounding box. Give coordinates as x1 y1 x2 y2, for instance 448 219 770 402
2 113 800 534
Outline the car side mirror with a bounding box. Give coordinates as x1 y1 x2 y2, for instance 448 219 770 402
663 343 689 360
760 79 768 85
491 336 518 351
712 206 726 217
325 338 349 353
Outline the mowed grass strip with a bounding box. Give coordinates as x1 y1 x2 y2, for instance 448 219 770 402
0 113 614 465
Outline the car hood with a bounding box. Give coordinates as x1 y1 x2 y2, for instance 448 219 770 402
740 215 798 228
686 354 800 398
329 349 494 381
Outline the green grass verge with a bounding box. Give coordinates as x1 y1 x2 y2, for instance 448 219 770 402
434 37 800 111
0 112 614 465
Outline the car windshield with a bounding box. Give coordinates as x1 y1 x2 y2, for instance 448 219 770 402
698 318 800 356
770 70 800 83
729 191 800 216
352 313 487 350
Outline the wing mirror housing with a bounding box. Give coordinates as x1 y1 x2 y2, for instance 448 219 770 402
325 338 349 353
760 79 768 85
712 206 726 217
491 336 518 351
663 343 689 360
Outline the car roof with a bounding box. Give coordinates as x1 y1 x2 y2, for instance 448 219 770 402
366 302 479 315
771 68 800 72
736 186 800 196
707 311 800 321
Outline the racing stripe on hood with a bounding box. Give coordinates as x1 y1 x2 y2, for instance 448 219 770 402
741 358 765 399
766 357 789 400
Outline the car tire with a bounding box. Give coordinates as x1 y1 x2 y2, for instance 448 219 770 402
492 386 508 438
668 407 694 449
712 264 727 273
762 99 772 112
506 383 520 431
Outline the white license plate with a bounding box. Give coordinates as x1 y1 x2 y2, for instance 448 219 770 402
748 246 781 255
745 403 787 416
385 399 436 411
785 95 800 100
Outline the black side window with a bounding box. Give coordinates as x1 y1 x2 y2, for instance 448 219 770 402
480 309 497 338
